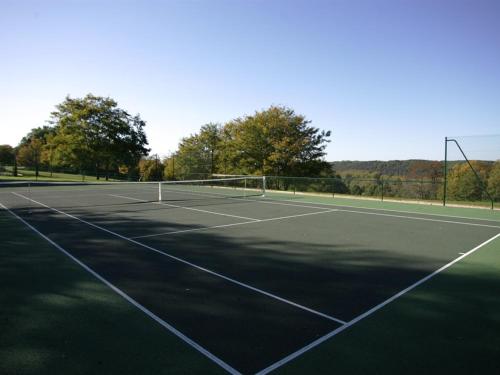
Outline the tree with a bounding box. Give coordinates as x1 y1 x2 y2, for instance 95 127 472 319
447 161 491 201
16 138 44 177
19 126 56 148
223 106 332 176
488 161 500 201
139 155 164 181
163 153 177 180
50 94 149 179
407 160 443 181
167 106 332 179
173 123 222 178
0 145 15 165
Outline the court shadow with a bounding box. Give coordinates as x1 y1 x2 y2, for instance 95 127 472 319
2 200 499 374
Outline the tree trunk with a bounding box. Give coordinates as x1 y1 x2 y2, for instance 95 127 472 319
13 157 18 177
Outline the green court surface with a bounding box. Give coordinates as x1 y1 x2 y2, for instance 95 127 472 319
1 181 499 374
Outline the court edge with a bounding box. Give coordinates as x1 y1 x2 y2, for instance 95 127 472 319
12 192 345 325
0 202 241 375
157 186 500 226
5 192 499 374
255 231 500 374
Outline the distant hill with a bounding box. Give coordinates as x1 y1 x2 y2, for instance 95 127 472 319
331 160 429 176
330 159 495 178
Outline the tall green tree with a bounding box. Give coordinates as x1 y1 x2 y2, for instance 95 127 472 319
19 126 56 148
16 138 43 177
0 145 15 165
447 161 491 201
50 94 149 179
223 106 332 176
139 155 164 181
170 106 332 179
487 161 500 201
174 123 222 178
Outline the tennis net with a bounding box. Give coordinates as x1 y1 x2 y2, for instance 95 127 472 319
0 176 266 206
159 176 265 201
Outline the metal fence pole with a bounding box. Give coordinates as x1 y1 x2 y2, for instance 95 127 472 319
443 137 448 206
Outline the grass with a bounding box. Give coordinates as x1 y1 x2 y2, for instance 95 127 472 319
0 209 223 375
0 167 122 182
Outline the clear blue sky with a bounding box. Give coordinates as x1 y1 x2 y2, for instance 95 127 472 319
1 0 499 161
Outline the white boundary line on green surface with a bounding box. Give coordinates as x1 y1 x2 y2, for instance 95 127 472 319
131 209 338 239
0 202 241 375
110 194 260 221
118 189 500 229
333 208 500 229
261 195 500 223
12 192 347 326
255 231 500 375
153 184 500 225
250 198 500 228
160 186 335 211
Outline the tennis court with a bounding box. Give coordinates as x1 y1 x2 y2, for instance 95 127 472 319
1 178 499 374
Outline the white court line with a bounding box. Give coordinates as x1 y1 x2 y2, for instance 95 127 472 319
334 209 500 229
255 231 500 375
261 195 500 223
161 186 337 211
0 202 240 375
12 192 346 325
110 194 260 222
159 187 500 228
131 209 338 239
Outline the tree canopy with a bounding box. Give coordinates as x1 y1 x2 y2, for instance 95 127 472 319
0 145 16 165
9 94 150 180
49 94 149 179
167 106 332 178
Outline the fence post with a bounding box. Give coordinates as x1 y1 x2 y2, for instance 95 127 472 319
443 137 448 206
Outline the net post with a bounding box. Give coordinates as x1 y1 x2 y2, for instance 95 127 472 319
244 177 247 197
262 176 266 197
158 182 162 202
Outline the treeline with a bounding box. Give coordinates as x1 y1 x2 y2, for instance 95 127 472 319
270 159 500 203
1 93 498 203
0 96 333 182
332 159 500 202
330 159 474 178
152 105 333 181
0 94 150 180
332 160 416 175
